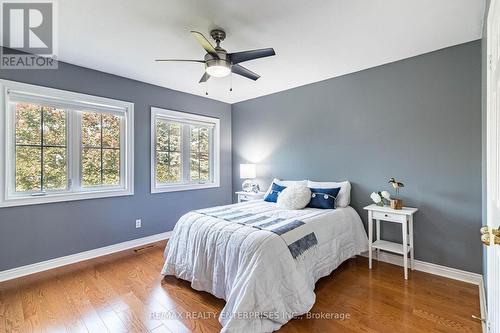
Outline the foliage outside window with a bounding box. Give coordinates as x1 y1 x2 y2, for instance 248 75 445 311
151 107 220 193
0 80 134 207
15 104 68 192
190 126 210 182
81 112 121 187
155 120 182 183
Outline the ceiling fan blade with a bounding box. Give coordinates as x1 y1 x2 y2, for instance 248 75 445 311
155 59 205 63
231 64 260 81
190 31 219 59
228 48 275 64
199 72 210 83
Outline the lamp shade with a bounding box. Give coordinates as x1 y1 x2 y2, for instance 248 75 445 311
240 164 256 179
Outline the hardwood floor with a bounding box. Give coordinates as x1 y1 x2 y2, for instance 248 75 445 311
0 241 482 333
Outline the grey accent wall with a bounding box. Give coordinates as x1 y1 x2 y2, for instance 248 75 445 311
0 58 232 271
232 41 482 273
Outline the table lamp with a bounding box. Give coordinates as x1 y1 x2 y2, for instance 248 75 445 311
240 164 259 192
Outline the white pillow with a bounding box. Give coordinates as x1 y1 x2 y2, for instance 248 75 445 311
277 185 311 210
307 180 351 208
264 178 308 198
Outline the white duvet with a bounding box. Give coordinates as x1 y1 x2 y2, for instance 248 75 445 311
162 200 368 332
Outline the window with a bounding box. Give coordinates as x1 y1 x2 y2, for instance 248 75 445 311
151 107 219 193
0 80 134 207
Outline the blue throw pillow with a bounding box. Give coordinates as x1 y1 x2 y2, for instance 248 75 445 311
307 187 341 209
264 183 287 203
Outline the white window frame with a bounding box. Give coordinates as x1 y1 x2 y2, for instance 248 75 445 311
151 106 220 193
0 79 134 207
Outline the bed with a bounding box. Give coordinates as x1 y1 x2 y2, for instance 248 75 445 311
162 198 368 332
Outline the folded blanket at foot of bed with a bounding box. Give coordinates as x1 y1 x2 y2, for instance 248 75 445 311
197 205 320 259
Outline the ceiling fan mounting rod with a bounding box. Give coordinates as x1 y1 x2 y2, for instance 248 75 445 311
210 29 226 47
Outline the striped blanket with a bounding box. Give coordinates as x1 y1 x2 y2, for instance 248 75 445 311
196 202 326 259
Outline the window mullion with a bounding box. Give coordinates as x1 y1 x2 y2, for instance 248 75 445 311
119 116 126 188
40 106 44 192
100 115 104 185
7 103 16 197
63 109 70 192
167 123 171 178
70 110 82 192
198 128 201 181
209 127 214 182
153 116 158 186
181 124 190 183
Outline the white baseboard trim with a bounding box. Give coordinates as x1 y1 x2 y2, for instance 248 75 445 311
0 231 172 283
361 251 483 285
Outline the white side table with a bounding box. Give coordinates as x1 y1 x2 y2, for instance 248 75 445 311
364 204 418 280
236 191 266 203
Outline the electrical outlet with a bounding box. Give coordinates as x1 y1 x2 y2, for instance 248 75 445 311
135 219 142 228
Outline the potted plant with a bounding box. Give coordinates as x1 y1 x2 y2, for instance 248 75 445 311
388 177 404 210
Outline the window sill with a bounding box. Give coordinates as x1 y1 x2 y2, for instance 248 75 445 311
0 188 134 208
151 182 220 194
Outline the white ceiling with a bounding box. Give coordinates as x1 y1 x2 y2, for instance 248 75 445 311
58 0 485 104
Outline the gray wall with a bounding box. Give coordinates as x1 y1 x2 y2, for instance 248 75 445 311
232 41 482 273
0 58 232 271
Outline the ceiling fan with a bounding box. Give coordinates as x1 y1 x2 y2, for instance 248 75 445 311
156 29 275 83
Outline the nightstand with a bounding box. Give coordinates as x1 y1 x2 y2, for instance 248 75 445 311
236 191 265 203
364 204 418 279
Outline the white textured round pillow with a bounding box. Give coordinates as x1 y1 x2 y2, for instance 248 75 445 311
277 185 311 210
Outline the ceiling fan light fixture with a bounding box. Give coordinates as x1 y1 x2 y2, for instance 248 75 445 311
205 59 231 77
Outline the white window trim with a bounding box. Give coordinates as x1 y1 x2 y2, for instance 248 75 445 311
0 79 134 207
150 106 220 193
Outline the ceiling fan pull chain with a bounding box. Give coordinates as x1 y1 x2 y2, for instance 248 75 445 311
230 72 233 92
